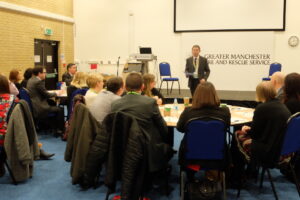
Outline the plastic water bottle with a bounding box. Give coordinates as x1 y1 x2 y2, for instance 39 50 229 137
173 98 178 111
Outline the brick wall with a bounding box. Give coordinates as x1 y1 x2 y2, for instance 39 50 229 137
0 0 74 80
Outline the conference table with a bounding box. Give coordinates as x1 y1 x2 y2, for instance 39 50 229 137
159 104 254 127
159 104 254 146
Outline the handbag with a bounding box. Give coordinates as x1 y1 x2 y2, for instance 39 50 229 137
187 179 222 200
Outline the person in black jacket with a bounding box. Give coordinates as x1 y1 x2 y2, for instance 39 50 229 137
20 68 33 88
142 73 164 105
62 63 77 86
283 72 300 114
236 81 291 166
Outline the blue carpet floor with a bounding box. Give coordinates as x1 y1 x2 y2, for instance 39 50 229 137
0 130 299 200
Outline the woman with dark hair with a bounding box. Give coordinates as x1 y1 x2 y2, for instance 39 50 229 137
283 72 300 114
20 68 33 88
0 74 17 177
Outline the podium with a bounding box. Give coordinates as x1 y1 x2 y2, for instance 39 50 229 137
130 54 157 74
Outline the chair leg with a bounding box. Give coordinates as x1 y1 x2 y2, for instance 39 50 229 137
289 162 300 197
4 160 17 185
222 172 227 200
178 81 181 94
266 169 278 200
180 170 186 200
166 82 169 95
170 81 174 94
259 167 266 189
159 80 163 93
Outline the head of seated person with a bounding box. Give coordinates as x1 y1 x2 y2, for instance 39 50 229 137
106 77 124 96
143 73 156 96
192 82 220 109
86 73 104 94
70 71 87 89
284 72 300 102
66 63 77 76
32 66 46 80
255 81 277 103
0 74 10 95
126 72 144 93
9 69 22 85
270 72 285 91
22 68 33 85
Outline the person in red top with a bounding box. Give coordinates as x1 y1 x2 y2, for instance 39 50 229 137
0 74 16 177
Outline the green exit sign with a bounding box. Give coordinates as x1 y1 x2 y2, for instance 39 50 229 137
44 28 53 36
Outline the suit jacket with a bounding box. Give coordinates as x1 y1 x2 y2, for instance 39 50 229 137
185 55 210 87
26 76 57 118
111 93 168 143
62 72 73 86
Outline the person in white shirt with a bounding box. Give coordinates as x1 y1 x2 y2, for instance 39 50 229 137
89 77 124 123
85 73 104 107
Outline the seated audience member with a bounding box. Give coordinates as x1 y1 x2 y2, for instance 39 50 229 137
85 73 103 106
67 71 87 104
142 73 164 105
20 68 33 88
62 63 77 86
111 72 172 171
89 77 124 123
270 71 285 102
283 72 300 114
9 69 22 91
27 66 65 134
235 81 291 166
176 82 231 181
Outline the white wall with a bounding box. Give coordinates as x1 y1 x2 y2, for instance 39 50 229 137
74 0 300 91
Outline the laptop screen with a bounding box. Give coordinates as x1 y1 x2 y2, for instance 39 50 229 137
139 47 152 54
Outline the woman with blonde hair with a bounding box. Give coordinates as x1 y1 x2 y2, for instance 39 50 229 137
67 71 87 103
236 81 291 166
142 73 164 105
85 73 104 106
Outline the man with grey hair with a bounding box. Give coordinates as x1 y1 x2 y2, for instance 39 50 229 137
270 71 285 102
185 45 210 96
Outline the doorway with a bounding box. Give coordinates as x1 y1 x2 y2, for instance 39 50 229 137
34 39 59 90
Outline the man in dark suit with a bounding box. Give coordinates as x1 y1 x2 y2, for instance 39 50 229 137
185 45 210 96
111 72 173 172
62 63 77 86
27 66 64 134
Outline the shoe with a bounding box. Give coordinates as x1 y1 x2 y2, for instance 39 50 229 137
39 149 55 160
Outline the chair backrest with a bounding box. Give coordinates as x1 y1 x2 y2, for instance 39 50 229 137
56 82 63 89
19 88 33 112
159 62 171 77
184 117 227 160
280 112 300 156
269 63 282 76
68 88 88 118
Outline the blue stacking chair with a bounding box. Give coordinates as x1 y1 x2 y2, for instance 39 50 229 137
262 63 282 81
158 62 180 95
180 117 229 200
68 88 88 119
19 88 33 112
